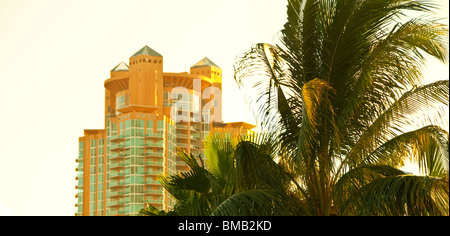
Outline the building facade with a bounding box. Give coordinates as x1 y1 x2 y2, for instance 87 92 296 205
75 46 255 216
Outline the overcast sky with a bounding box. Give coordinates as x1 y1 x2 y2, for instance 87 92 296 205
0 0 448 216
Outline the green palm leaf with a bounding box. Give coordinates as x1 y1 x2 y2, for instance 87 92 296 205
211 190 291 216
363 125 449 176
342 80 449 170
353 175 449 216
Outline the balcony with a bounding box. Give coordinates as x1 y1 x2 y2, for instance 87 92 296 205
176 125 189 130
117 104 158 114
144 179 161 185
108 199 125 207
108 208 125 216
110 172 125 179
145 197 164 204
110 143 125 152
145 142 164 149
109 152 125 161
190 126 200 132
110 181 125 188
104 76 129 95
145 133 164 139
176 134 189 139
145 189 163 195
176 143 188 148
109 189 127 198
145 160 164 167
176 161 186 166
190 144 200 150
190 135 200 140
109 135 125 142
109 162 125 169
145 170 163 176
144 152 164 158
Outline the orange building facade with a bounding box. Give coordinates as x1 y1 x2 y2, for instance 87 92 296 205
75 46 255 216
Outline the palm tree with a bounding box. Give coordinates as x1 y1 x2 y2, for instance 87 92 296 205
226 0 449 216
139 132 300 216
140 0 448 216
139 132 240 216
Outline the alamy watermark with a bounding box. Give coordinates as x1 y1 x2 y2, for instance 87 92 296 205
169 79 279 124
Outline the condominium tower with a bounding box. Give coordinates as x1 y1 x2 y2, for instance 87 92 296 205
75 46 255 216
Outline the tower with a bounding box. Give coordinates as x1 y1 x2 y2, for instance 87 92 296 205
128 46 164 112
190 57 223 123
75 46 255 216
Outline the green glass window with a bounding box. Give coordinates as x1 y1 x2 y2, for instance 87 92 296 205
157 120 164 130
146 120 153 130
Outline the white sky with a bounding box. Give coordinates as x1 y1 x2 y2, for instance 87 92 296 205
0 0 447 216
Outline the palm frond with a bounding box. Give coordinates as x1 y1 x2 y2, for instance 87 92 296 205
363 125 449 176
295 78 336 169
334 165 407 215
342 80 449 170
211 190 294 216
302 0 323 82
353 175 449 216
337 17 448 127
202 132 238 198
234 43 295 133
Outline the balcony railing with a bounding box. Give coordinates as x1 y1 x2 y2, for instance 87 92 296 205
144 152 164 157
108 199 125 207
110 143 125 151
109 135 125 142
145 197 164 204
145 160 164 167
176 134 188 139
144 179 161 185
109 153 125 160
109 189 127 197
145 142 164 148
109 209 125 215
145 133 164 139
176 143 188 148
110 172 125 178
145 170 163 176
110 181 125 188
109 162 125 169
145 189 163 195
176 125 189 130
190 126 200 132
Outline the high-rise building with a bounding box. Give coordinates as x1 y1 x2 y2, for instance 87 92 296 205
75 46 255 216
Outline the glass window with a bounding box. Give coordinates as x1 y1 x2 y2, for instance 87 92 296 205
146 121 153 130
157 120 164 130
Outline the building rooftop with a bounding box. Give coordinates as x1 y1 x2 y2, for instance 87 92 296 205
131 45 163 58
111 61 129 72
191 57 220 69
